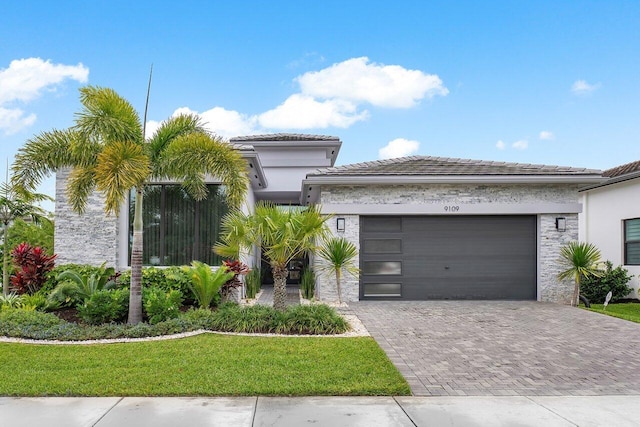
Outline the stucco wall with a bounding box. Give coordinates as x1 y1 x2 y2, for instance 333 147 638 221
54 168 119 267
580 179 640 299
313 183 580 304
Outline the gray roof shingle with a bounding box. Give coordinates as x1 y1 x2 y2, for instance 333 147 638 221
603 160 640 178
230 133 339 142
307 156 601 177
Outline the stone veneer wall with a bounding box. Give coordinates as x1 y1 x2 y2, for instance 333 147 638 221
54 168 119 267
313 183 580 304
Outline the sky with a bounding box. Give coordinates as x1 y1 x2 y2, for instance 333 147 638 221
1 1 639 209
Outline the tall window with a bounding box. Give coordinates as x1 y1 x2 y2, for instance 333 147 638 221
128 184 229 266
624 218 640 265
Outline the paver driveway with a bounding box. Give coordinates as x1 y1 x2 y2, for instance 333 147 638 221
348 301 640 396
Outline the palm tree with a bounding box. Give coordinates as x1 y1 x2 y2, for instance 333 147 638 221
558 241 603 307
214 202 329 310
0 173 50 295
12 85 249 323
317 237 360 304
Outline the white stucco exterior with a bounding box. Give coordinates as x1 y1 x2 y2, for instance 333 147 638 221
579 178 640 298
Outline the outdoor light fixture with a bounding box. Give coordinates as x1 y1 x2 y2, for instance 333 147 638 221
336 217 346 232
555 217 566 232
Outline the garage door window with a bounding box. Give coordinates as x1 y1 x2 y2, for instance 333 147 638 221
625 218 640 265
363 239 402 253
363 261 402 275
363 283 402 297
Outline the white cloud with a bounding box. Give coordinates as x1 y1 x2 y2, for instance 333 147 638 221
496 140 506 150
147 106 260 139
379 138 420 159
571 79 600 95
298 57 448 108
512 140 528 150
0 57 89 134
539 131 554 140
258 94 369 129
0 107 36 135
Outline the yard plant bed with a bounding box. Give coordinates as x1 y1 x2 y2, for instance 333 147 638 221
587 302 640 323
0 334 410 396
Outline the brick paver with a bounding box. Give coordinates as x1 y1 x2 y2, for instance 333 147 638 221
348 301 640 396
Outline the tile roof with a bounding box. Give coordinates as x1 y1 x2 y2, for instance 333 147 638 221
603 160 640 178
230 133 340 142
307 156 601 177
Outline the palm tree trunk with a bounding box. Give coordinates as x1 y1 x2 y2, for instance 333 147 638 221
572 278 580 307
2 222 9 296
272 263 288 311
128 187 144 324
335 270 342 304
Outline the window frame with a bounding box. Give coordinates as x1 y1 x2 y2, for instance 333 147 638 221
624 217 640 266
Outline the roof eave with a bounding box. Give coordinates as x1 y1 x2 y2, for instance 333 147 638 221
579 171 640 192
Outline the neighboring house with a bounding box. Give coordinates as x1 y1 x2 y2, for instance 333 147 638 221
54 133 604 304
579 160 640 299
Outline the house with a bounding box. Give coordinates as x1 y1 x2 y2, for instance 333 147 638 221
54 133 605 304
579 160 640 299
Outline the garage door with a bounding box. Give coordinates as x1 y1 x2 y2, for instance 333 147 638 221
360 216 537 300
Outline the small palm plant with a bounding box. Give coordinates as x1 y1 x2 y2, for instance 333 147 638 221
558 241 603 307
317 237 360 304
182 261 233 309
47 263 117 307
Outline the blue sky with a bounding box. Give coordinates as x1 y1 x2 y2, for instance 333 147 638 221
1 1 639 204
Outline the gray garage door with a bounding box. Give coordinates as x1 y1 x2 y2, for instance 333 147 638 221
360 216 537 300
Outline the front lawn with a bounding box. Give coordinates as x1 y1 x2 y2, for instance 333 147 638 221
587 302 640 323
0 334 410 396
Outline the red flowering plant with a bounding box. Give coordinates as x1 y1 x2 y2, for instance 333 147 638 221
221 259 249 301
10 242 56 294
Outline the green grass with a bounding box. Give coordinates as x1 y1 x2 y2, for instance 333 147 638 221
587 302 640 323
0 334 410 396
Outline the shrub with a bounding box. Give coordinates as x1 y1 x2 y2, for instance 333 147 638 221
581 261 633 304
10 243 56 294
20 292 48 311
143 287 183 325
284 304 349 334
245 268 261 299
0 293 23 310
119 267 193 303
0 308 64 337
300 268 315 300
182 261 233 309
42 264 121 294
77 288 129 325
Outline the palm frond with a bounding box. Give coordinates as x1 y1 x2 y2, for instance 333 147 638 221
94 142 151 215
146 113 205 167
160 132 249 209
558 241 603 282
75 86 143 145
11 129 76 190
66 166 97 214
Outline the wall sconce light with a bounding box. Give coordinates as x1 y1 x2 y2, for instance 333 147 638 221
555 217 566 232
336 217 346 232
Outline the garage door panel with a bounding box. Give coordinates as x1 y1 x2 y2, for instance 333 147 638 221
361 215 536 300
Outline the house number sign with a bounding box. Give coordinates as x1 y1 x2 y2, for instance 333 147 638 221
443 205 460 212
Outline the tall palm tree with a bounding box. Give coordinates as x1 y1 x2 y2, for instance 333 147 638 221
317 237 360 304
558 241 603 307
12 86 249 323
214 202 329 310
0 176 50 295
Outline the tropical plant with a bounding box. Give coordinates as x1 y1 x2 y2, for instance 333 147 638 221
0 175 51 295
221 259 249 302
182 261 233 309
214 202 329 310
10 243 56 295
47 262 117 308
581 261 633 304
558 241 603 306
77 288 129 325
143 287 183 325
300 267 315 300
12 85 248 323
0 292 22 310
244 267 261 299
317 237 360 304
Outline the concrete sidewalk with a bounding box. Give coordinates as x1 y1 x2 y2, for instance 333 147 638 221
1 395 637 426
